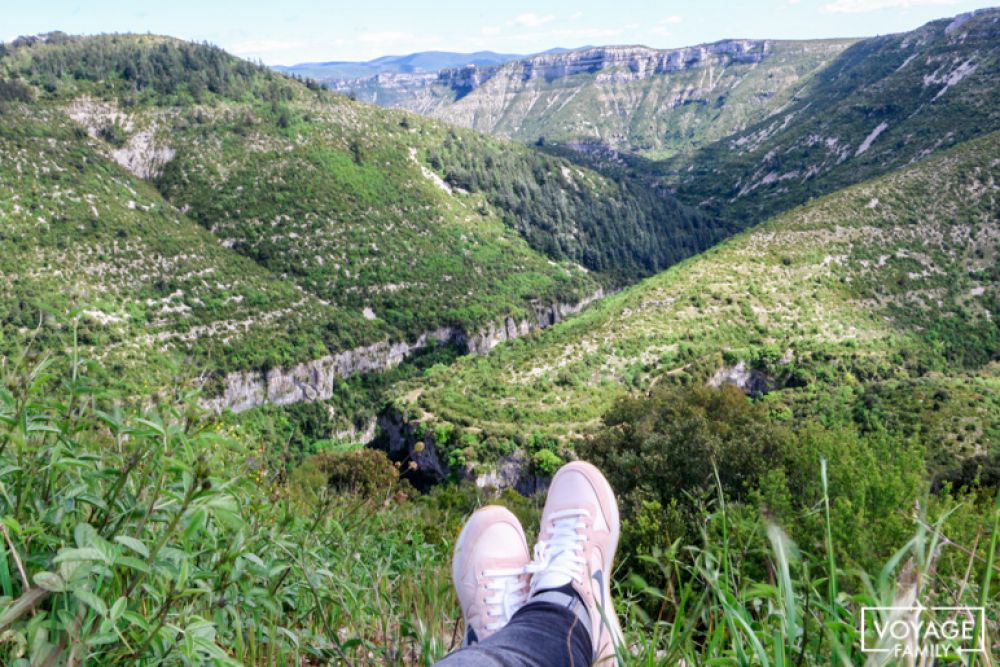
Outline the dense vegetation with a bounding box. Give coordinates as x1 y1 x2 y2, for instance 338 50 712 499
428 132 731 281
0 33 736 400
0 107 348 393
0 347 995 665
393 130 1000 475
0 32 296 104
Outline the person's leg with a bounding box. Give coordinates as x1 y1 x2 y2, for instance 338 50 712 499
526 461 623 663
435 461 622 666
435 594 592 667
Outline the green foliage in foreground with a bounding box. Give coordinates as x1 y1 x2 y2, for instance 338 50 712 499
0 347 463 665
0 347 996 665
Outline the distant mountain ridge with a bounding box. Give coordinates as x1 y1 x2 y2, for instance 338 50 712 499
327 8 999 168
274 48 578 82
328 38 857 156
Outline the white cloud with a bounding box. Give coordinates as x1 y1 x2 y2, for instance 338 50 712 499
356 31 410 45
822 0 957 12
650 15 682 36
481 26 502 36
506 26 624 43
230 39 304 55
509 13 556 28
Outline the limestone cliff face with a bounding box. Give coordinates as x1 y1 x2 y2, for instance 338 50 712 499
201 289 604 415
337 41 770 104
366 289 606 491
481 41 769 86
434 64 500 98
464 288 604 355
353 38 852 156
328 72 437 105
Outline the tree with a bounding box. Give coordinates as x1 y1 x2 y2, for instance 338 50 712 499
580 383 789 506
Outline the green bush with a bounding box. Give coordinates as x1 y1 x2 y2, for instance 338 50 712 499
531 449 562 475
293 448 408 499
582 384 789 507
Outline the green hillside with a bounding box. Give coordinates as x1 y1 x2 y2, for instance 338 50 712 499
663 8 1000 221
0 106 351 389
0 34 723 399
391 130 1000 474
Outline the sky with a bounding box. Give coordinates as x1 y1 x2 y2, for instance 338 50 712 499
4 0 996 65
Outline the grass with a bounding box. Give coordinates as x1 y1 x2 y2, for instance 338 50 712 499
0 341 996 665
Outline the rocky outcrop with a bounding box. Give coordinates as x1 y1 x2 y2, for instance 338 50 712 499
709 361 770 397
375 407 451 486
201 288 605 415
200 326 456 413
470 452 549 495
334 418 377 444
435 64 501 98
375 408 548 494
501 41 769 85
465 288 604 355
64 98 176 180
329 72 437 105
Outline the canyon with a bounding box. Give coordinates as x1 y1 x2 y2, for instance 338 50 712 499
200 288 605 415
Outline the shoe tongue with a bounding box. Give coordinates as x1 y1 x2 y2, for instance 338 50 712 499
532 569 573 592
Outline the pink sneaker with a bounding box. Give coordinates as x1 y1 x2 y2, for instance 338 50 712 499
452 506 531 645
528 461 623 664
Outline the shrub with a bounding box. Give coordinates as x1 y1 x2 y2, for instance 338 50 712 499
296 448 407 499
0 78 32 102
531 449 562 475
97 121 127 147
582 384 789 508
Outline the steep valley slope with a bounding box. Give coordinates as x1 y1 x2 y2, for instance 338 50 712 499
386 130 1000 487
350 9 1000 233
662 7 1000 222
0 34 721 421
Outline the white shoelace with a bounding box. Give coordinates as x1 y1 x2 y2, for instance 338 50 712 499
478 508 591 631
480 565 530 630
524 508 590 594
